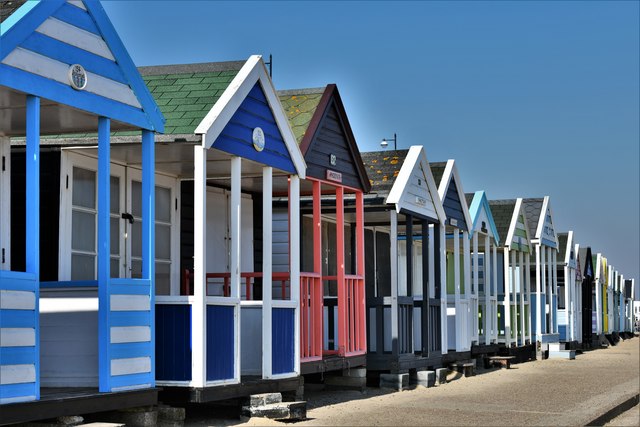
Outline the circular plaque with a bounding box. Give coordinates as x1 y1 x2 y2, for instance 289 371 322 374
252 127 265 152
68 64 87 90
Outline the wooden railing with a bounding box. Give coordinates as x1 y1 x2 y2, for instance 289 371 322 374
181 269 290 300
345 274 366 355
428 299 442 354
300 272 323 361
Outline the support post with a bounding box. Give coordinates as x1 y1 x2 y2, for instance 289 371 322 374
141 129 155 386
518 250 525 346
472 232 478 342
289 174 300 373
421 220 429 354
525 250 531 343
192 146 207 387
453 228 461 351
336 186 346 355
492 245 497 343
25 95 40 399
97 117 111 392
484 235 490 345
438 224 447 354
312 180 322 357
262 165 272 378
503 248 511 347
356 190 366 351
390 209 399 356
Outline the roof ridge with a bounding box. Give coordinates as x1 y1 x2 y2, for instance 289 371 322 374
278 87 326 96
139 60 246 76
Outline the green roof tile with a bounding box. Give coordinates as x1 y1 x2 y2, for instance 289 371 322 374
278 88 325 144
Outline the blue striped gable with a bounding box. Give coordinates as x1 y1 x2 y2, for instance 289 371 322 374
443 178 468 232
0 0 163 132
211 82 296 173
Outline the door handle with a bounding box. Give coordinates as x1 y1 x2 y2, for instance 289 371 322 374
121 213 134 224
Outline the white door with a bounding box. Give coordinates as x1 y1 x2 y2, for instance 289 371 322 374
0 138 10 271
60 152 179 294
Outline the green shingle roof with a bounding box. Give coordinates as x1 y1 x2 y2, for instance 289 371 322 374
277 88 325 145
557 232 569 261
488 199 517 245
430 162 447 187
139 61 244 135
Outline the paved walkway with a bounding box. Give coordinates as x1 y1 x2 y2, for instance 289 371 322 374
295 337 640 426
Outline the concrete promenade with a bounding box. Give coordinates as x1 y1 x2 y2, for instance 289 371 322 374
294 337 640 426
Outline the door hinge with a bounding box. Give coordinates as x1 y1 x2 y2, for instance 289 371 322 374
1 248 5 264
66 174 69 189
1 155 5 172
175 197 178 211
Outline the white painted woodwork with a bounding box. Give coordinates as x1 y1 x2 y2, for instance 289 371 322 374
111 357 151 376
192 146 207 387
2 48 141 108
110 326 150 344
0 364 36 385
289 174 301 374
439 224 448 355
390 210 399 355
0 328 35 347
262 166 272 379
68 1 87 11
110 294 150 311
36 17 115 60
0 290 35 310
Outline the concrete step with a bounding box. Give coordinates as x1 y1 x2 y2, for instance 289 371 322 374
241 401 307 420
246 392 282 407
549 349 576 360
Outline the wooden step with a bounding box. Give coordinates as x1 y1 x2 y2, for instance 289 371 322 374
241 401 307 420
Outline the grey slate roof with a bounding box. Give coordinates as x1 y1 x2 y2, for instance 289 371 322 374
488 199 517 246
360 149 409 197
465 193 475 206
430 162 447 187
522 198 544 240
0 0 25 24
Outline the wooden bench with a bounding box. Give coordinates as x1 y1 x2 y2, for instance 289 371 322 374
487 356 515 369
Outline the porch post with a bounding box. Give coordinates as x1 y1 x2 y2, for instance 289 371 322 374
503 248 511 346
389 209 399 356
406 215 413 298
565 264 571 340
525 250 531 343
356 191 366 352
472 232 478 341
312 180 322 357
193 146 207 387
141 129 155 386
453 228 461 351
463 230 471 348
438 224 447 354
552 249 558 334
262 166 272 378
492 245 498 343
336 186 346 355
484 235 490 345
421 220 429 354
97 117 111 392
231 157 242 380
25 95 40 399
540 245 546 336
519 250 525 346
289 174 301 373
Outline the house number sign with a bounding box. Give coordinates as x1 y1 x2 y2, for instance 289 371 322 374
68 64 87 90
252 127 265 152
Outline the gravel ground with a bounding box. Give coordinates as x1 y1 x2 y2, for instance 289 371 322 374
184 337 640 426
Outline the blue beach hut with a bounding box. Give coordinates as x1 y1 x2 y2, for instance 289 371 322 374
0 0 163 423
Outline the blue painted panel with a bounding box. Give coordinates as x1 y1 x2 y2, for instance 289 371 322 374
206 305 235 381
0 310 36 328
212 82 296 173
110 341 153 360
110 372 153 388
0 346 36 365
41 280 98 288
559 324 567 341
443 179 467 231
52 2 101 35
531 297 537 338
0 64 151 131
111 279 151 294
0 271 37 290
110 311 151 328
0 383 37 401
541 238 557 248
156 304 191 382
20 32 127 84
272 308 295 375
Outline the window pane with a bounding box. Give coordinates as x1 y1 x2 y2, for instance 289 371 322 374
72 167 95 209
72 210 95 252
71 254 95 281
156 262 170 295
110 176 120 214
131 180 142 218
156 224 171 260
110 257 120 278
131 259 142 279
110 217 119 256
156 186 171 223
131 221 142 258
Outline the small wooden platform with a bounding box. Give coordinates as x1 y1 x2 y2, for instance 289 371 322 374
450 362 475 377
486 356 516 369
0 387 158 426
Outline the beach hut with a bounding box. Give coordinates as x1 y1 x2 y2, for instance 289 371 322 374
430 161 474 358
556 232 580 347
0 0 163 423
277 85 370 377
139 57 306 402
360 147 447 382
465 192 500 353
488 199 535 359
591 253 609 346
623 279 634 334
578 247 595 347
523 197 560 352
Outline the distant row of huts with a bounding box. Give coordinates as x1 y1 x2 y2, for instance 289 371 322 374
0 1 636 424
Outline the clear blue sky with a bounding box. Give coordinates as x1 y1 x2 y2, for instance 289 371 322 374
102 1 640 295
